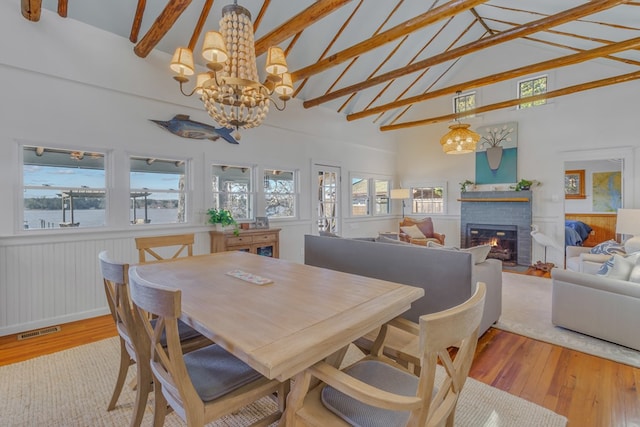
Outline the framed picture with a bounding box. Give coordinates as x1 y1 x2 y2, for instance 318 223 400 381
255 216 269 229
565 169 586 199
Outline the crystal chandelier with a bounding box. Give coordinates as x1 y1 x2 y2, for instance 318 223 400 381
439 122 480 154
170 1 293 139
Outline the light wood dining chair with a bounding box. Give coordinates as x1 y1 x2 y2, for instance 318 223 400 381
100 251 152 427
135 233 194 263
100 251 212 427
128 266 288 427
290 283 486 427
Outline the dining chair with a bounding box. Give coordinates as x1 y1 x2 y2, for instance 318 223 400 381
291 282 486 427
128 266 288 427
100 251 212 427
135 233 195 263
99 251 152 427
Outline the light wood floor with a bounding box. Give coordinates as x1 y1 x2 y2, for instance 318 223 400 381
1 315 639 426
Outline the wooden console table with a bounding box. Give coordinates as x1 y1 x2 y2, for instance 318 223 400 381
209 228 280 258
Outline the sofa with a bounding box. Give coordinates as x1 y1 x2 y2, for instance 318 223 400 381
551 268 640 351
304 234 502 336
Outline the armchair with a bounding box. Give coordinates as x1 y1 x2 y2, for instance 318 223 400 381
399 217 445 245
565 245 611 274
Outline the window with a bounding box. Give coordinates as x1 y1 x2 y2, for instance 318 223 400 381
518 75 547 109
410 185 446 214
351 175 391 217
212 164 253 221
22 146 106 230
453 91 476 115
130 156 188 225
264 169 296 218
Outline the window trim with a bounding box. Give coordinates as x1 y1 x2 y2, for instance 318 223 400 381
452 91 477 117
517 74 548 109
211 162 256 222
349 172 392 218
262 166 299 220
406 182 448 216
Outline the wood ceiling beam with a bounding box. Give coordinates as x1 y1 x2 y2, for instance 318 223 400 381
134 0 192 58
188 0 213 51
254 0 353 56
129 0 147 43
303 0 629 109
380 70 640 131
58 0 67 17
253 0 271 32
21 0 41 21
522 36 640 67
291 0 488 83
348 36 640 121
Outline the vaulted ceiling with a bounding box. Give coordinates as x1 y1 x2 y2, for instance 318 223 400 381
21 0 640 132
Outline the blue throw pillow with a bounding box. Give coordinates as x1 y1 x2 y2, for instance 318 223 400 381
590 240 625 256
597 256 615 275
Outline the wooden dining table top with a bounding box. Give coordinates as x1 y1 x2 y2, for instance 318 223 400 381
131 251 424 382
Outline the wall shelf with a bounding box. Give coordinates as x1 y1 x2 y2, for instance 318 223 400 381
458 198 530 202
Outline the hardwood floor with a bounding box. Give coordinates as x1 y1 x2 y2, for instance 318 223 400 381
2 316 639 426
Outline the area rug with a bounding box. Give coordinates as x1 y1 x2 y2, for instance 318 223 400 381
496 272 640 368
0 337 566 426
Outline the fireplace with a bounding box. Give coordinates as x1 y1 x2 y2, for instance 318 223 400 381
467 224 518 265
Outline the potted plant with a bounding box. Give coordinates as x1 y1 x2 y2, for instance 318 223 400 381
207 208 237 232
459 180 474 193
513 179 538 191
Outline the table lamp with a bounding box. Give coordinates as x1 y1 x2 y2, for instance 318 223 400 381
390 188 410 218
616 208 640 253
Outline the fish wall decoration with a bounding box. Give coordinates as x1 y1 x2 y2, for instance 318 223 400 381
150 114 239 144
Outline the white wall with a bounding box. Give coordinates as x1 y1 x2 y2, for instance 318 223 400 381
0 3 399 335
393 40 639 268
564 159 623 213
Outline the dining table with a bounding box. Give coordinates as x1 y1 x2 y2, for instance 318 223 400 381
131 250 424 424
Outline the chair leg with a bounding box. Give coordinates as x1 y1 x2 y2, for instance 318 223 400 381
130 360 153 427
152 382 167 427
108 341 133 411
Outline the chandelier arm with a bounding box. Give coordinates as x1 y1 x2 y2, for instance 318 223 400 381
178 81 199 97
269 96 288 111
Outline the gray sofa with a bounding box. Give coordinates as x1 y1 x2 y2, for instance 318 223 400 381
551 268 640 351
304 235 502 335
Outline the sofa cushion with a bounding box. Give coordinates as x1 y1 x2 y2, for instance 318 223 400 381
605 252 640 280
426 241 491 264
628 265 640 284
590 240 625 256
400 225 426 239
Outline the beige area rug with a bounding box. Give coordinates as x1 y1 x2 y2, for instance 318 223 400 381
496 272 640 368
0 337 566 426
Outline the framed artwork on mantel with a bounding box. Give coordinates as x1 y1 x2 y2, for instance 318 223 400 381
565 169 586 199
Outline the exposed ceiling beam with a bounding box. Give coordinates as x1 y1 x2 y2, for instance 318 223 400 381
188 0 213 51
129 0 147 43
134 0 192 58
58 0 67 17
348 36 640 121
253 0 353 56
291 0 488 82
303 0 630 108
253 0 271 32
21 0 41 21
380 70 640 131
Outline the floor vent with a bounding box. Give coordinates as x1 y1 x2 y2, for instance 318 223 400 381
17 325 61 341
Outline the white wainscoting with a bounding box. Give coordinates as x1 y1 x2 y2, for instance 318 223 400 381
0 229 211 336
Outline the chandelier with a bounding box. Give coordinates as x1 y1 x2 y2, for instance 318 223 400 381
439 122 480 154
170 1 293 139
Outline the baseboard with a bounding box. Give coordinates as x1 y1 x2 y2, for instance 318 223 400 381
0 307 110 337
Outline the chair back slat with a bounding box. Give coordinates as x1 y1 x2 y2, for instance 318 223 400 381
135 233 195 263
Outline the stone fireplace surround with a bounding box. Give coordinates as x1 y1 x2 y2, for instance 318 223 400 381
460 191 532 266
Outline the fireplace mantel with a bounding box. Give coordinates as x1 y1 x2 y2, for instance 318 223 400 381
457 197 529 202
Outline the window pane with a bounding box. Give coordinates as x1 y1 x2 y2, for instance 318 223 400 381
519 76 547 109
373 179 390 215
130 157 187 225
411 186 444 214
454 92 475 115
23 146 106 229
212 165 253 221
351 177 368 216
264 170 296 218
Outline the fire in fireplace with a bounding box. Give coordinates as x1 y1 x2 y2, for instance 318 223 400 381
466 224 518 265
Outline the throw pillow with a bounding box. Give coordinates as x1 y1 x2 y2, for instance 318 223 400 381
628 265 640 284
590 240 626 256
461 244 492 264
400 225 426 239
605 252 640 280
597 256 615 275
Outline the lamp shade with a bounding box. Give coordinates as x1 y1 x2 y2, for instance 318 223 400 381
390 188 410 199
170 47 195 75
266 46 288 75
440 123 480 154
616 209 640 235
202 31 228 64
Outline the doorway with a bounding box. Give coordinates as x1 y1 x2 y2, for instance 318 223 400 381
313 164 341 235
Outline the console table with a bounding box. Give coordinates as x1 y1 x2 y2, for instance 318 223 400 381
209 228 280 258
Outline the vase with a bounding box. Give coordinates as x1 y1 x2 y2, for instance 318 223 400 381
486 146 503 171
213 224 235 232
